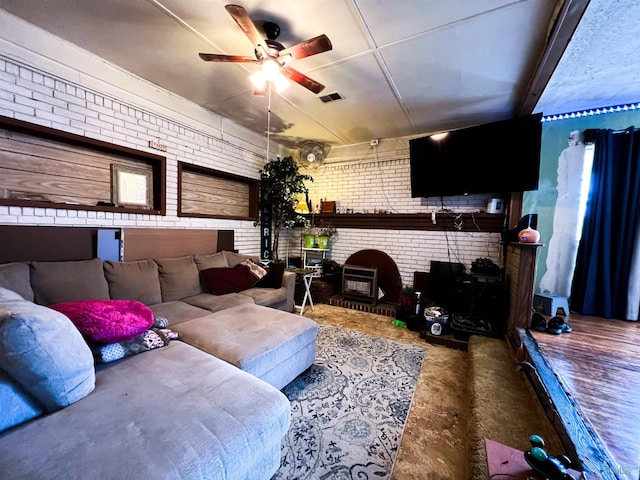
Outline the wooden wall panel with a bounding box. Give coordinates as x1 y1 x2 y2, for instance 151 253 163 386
0 225 100 263
122 228 234 261
0 115 166 214
0 127 152 206
0 226 235 263
178 162 258 220
180 170 250 217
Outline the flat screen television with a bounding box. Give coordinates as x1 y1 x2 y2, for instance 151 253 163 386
409 113 542 198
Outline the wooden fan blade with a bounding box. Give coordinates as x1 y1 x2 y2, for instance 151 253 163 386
199 53 259 63
281 66 325 94
280 34 332 62
225 4 264 49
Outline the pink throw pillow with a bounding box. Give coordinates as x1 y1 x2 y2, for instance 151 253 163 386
49 299 154 344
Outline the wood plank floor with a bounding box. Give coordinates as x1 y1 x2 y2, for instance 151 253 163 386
528 313 640 479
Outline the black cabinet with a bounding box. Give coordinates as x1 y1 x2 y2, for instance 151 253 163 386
448 275 507 338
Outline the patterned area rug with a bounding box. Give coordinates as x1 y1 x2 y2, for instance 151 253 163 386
272 325 426 480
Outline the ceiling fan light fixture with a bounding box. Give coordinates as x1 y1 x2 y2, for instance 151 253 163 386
261 58 281 81
273 73 290 93
249 71 267 91
199 5 331 95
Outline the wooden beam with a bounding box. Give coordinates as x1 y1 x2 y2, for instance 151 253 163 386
518 0 591 115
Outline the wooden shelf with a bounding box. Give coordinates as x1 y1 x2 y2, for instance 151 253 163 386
307 212 505 232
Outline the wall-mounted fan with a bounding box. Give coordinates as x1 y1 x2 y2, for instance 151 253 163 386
199 4 332 94
297 142 330 169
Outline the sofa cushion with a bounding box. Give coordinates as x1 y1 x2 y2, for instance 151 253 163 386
172 303 318 389
0 341 290 480
193 251 228 270
49 299 155 344
154 256 201 302
200 260 266 295
148 300 214 326
103 259 162 305
0 367 44 433
182 292 255 313
0 262 34 302
222 250 259 267
240 285 288 308
30 258 110 305
0 288 95 412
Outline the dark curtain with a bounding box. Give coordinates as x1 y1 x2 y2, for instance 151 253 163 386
571 127 640 318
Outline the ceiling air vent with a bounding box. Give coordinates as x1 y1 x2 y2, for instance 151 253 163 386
319 92 344 103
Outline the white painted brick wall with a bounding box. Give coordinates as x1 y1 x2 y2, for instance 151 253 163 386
1 53 505 282
0 55 268 257
286 156 506 285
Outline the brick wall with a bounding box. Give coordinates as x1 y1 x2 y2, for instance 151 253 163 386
0 39 505 287
0 52 269 256
282 156 504 287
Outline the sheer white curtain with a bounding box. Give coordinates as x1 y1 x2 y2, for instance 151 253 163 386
539 131 592 297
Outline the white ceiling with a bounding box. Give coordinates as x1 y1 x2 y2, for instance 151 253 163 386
0 0 639 155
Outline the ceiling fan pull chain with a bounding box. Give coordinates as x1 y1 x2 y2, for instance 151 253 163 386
266 84 272 161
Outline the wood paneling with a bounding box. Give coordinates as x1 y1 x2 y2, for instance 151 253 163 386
504 243 540 344
0 225 100 263
122 228 234 261
0 226 235 263
0 115 165 214
178 162 258 220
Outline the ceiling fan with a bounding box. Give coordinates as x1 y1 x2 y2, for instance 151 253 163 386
297 142 330 169
199 4 332 94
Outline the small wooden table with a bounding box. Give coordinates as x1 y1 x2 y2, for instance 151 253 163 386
288 268 316 315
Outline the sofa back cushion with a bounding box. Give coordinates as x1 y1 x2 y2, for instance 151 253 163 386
30 258 110 305
0 262 34 302
103 259 162 305
222 250 258 267
0 287 95 413
154 256 201 302
193 252 228 270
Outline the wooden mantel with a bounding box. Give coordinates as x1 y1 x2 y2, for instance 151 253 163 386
307 212 505 233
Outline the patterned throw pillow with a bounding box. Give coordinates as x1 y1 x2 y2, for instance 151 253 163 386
92 327 179 364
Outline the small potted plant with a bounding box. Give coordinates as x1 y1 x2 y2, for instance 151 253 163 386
302 222 317 249
316 221 337 249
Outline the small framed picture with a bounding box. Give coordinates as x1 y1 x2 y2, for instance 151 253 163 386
111 164 153 209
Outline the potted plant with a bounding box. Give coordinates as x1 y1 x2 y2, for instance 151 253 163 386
257 156 313 260
316 221 337 249
302 221 317 248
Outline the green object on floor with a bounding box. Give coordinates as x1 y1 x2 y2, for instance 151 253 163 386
393 319 407 328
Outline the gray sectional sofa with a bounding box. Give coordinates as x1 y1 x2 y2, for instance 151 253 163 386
0 250 318 480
